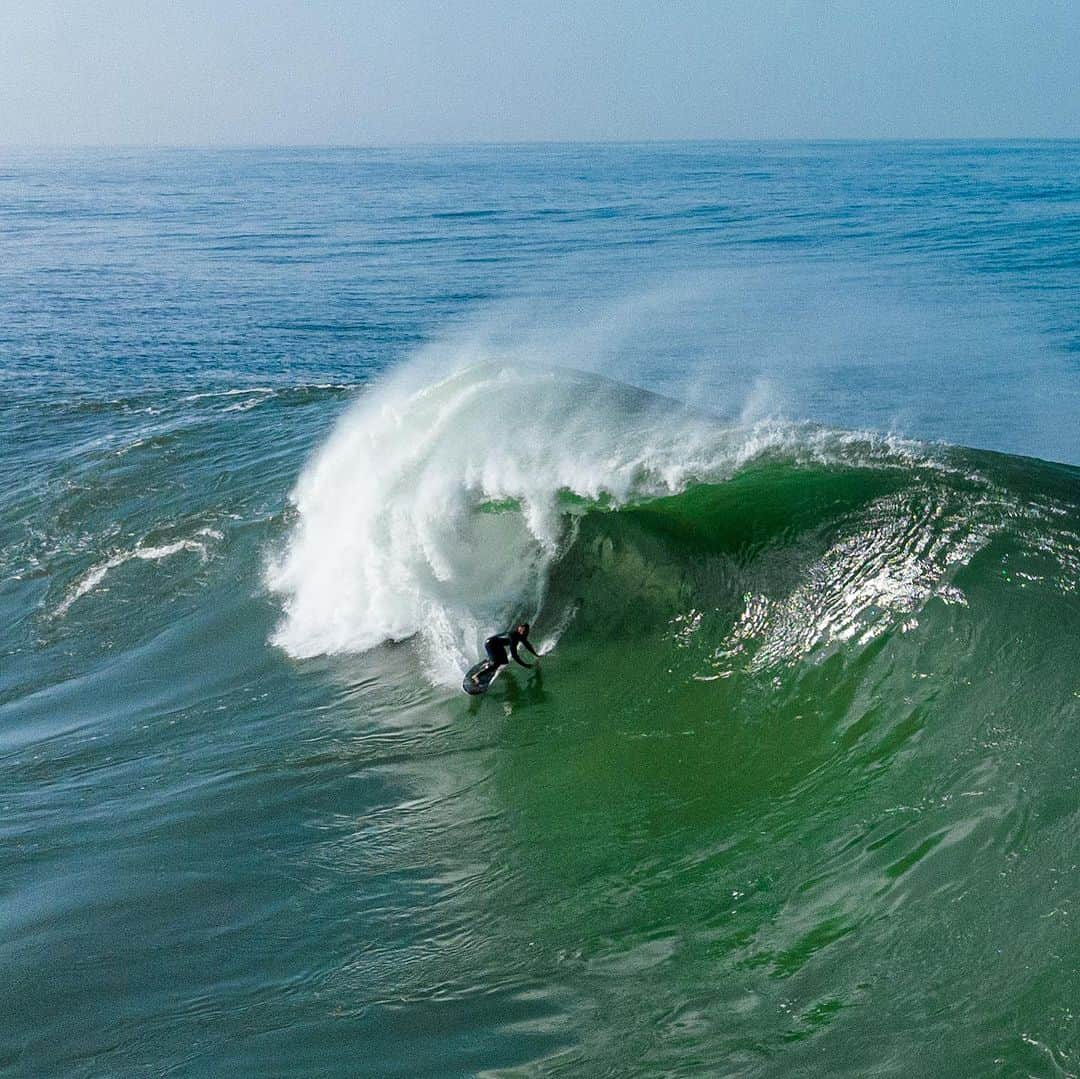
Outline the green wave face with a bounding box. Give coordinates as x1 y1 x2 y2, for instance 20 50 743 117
458 450 1080 1073
257 363 1079 1073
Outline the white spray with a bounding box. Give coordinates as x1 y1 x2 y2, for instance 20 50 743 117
264 347 758 685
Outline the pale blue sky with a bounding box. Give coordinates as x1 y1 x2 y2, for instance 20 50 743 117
1 1 1077 145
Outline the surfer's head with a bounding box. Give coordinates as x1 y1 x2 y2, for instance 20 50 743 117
515 622 530 638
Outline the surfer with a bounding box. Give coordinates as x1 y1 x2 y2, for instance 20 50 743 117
483 622 539 674
462 623 541 695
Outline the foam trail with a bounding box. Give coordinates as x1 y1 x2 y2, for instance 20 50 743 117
56 539 209 617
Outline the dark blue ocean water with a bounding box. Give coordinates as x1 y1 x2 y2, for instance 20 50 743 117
3 142 1078 461
1 144 1079 1078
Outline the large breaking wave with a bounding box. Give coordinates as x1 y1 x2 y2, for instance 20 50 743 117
266 361 1080 688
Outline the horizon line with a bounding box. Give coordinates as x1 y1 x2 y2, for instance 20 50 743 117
2 135 1079 153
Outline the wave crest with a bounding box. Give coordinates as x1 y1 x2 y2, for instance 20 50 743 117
266 362 963 685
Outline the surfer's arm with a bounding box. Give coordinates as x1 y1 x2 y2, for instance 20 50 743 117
522 638 540 658
510 641 534 669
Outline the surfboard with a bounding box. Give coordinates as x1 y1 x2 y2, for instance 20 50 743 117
462 659 502 695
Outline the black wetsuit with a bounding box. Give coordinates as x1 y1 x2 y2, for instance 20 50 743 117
484 630 539 670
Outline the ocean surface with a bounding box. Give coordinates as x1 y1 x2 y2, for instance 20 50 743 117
1 142 1078 1078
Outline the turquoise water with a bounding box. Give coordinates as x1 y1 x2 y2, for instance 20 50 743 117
1 143 1078 1077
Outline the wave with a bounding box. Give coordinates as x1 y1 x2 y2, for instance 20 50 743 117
266 362 1080 687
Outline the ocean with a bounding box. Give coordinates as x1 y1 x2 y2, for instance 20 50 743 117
1 142 1078 1077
